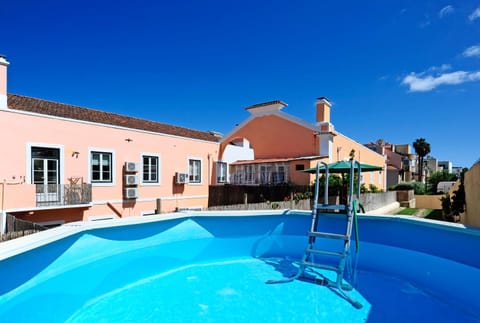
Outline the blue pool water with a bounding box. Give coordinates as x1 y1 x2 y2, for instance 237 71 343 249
0 211 479 322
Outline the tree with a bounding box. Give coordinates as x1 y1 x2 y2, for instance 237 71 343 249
440 193 452 220
413 138 431 183
451 168 467 220
427 171 457 194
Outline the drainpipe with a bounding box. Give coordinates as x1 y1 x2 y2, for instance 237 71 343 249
1 180 5 234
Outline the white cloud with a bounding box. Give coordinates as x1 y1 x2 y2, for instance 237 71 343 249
427 64 451 72
469 7 480 21
439 5 454 18
402 70 480 92
463 45 480 57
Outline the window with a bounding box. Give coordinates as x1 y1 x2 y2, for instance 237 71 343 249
245 165 254 184
273 166 286 184
188 159 202 183
143 155 159 183
91 151 112 183
216 161 227 183
260 165 272 184
295 164 305 171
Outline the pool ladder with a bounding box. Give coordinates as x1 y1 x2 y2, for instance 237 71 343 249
267 160 362 309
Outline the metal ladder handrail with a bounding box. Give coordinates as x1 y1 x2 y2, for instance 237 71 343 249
267 159 362 309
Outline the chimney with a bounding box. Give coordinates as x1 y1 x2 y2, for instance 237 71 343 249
316 97 331 124
0 54 9 110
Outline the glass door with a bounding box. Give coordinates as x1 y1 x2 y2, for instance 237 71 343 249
31 145 61 203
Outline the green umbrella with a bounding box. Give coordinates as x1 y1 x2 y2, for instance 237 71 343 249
302 160 383 173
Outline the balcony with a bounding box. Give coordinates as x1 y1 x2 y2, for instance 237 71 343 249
36 183 92 207
230 171 288 185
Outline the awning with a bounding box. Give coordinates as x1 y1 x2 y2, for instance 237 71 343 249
302 160 383 173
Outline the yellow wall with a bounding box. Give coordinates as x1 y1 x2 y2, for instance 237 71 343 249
464 162 480 227
333 134 386 190
415 194 443 209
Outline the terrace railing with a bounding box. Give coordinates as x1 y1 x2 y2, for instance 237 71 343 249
230 171 289 185
36 183 92 207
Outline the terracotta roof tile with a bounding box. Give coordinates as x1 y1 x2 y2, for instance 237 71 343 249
7 94 220 142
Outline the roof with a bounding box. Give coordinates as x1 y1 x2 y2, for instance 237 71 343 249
7 94 220 142
230 155 327 166
245 100 287 110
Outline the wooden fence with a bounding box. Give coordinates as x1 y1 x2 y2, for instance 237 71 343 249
208 184 312 207
208 199 312 211
1 214 46 242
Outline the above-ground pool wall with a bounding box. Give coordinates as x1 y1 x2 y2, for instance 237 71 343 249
354 215 480 317
1 211 479 317
0 213 311 296
356 216 480 268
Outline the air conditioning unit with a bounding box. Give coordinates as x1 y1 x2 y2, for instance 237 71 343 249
124 187 139 199
176 172 189 184
124 175 139 186
125 162 139 173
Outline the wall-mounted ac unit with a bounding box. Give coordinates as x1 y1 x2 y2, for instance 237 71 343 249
176 172 189 184
124 187 139 199
124 175 139 186
125 162 139 173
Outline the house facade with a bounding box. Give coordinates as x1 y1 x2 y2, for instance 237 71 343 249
219 98 386 189
0 56 220 230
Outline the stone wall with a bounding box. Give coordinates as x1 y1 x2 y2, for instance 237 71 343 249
359 191 397 212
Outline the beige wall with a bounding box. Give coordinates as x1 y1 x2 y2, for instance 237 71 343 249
464 162 480 227
415 194 443 209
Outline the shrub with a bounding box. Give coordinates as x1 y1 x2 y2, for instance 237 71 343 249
389 182 424 194
368 184 382 193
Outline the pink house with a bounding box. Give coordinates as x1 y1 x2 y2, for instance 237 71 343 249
0 56 221 229
0 54 387 231
219 99 386 188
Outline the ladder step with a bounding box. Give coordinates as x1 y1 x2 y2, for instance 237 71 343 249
309 231 348 240
306 248 345 257
315 204 348 212
300 261 340 272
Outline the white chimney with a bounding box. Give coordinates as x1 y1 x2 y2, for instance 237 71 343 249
0 55 9 110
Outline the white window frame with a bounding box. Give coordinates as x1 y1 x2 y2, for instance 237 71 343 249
88 148 116 187
216 161 227 183
188 158 202 184
141 153 161 186
26 143 65 185
245 165 254 184
260 165 272 184
273 165 286 184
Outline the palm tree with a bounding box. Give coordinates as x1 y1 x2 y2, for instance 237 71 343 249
413 138 431 183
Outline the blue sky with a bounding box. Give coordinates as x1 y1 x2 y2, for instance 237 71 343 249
1 1 479 168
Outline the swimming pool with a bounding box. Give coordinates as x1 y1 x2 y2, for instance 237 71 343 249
0 210 479 322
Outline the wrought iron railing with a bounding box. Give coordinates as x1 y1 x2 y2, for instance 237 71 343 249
35 183 92 207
